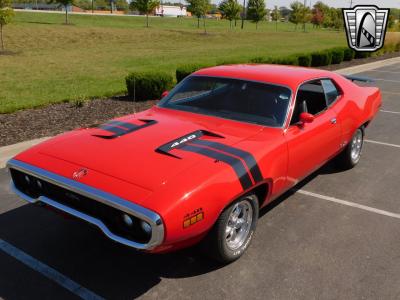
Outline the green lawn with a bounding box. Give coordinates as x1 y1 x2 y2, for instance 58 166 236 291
0 11 347 113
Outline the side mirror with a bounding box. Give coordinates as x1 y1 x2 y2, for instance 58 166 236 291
299 112 315 124
161 91 169 99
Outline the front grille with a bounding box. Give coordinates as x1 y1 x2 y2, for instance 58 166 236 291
10 168 151 244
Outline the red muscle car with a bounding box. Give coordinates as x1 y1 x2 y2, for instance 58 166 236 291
7 65 382 263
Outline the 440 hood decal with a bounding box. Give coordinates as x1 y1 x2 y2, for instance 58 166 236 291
156 130 263 190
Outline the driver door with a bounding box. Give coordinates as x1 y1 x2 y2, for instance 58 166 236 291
285 79 342 185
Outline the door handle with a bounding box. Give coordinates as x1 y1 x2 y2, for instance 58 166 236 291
330 118 337 124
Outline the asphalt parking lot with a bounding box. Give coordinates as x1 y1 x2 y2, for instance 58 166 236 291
1 61 400 300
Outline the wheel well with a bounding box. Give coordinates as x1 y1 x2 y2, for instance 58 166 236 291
362 120 370 129
249 183 269 208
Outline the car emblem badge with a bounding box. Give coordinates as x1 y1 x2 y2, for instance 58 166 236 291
342 5 390 52
72 168 88 180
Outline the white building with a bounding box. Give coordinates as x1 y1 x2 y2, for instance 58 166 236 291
155 5 187 17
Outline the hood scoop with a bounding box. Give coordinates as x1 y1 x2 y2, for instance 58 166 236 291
155 130 224 159
92 119 157 139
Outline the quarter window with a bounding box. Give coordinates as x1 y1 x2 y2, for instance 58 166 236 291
322 79 340 106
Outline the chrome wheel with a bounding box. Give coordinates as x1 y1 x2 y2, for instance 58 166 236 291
225 199 253 251
350 129 363 163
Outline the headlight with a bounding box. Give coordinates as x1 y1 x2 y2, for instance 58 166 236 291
140 220 152 235
122 214 133 227
36 179 43 189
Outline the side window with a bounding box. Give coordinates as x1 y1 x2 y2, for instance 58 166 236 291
290 80 327 125
321 79 340 106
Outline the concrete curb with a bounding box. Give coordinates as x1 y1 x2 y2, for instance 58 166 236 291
336 56 400 75
0 137 50 168
1 56 400 168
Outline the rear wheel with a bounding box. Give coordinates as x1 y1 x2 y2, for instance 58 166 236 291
336 127 364 169
203 194 259 264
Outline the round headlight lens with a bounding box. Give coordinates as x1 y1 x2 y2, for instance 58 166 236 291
37 180 43 189
140 221 152 234
122 214 133 227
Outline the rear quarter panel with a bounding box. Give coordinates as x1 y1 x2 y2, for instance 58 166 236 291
331 75 382 144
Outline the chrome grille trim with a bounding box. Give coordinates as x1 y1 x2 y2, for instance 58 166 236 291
7 159 164 250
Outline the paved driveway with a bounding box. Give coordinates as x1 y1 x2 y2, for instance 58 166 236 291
1 61 400 300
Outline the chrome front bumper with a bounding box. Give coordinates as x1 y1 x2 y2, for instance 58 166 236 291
7 159 164 250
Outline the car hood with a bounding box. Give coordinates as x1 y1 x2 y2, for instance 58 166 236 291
36 107 264 191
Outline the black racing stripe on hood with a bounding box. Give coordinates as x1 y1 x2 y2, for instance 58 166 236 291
181 144 253 190
93 119 157 139
190 139 263 183
155 130 224 159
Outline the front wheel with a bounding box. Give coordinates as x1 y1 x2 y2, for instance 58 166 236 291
336 127 364 170
203 194 259 264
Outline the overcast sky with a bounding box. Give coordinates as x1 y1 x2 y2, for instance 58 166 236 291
211 0 400 9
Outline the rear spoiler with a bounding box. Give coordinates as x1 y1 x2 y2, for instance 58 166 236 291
344 75 375 83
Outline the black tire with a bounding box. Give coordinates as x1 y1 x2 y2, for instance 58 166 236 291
336 127 364 170
202 194 259 264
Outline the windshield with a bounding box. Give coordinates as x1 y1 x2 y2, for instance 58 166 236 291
158 76 292 127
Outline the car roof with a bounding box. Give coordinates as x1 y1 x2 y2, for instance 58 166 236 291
193 64 335 91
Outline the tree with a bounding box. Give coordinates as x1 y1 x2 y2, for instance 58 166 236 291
187 0 210 32
289 1 309 31
289 1 303 30
330 8 343 30
279 6 290 21
271 5 280 21
0 0 14 50
271 5 280 31
219 0 241 28
129 0 160 27
246 0 266 29
311 1 329 28
48 0 74 24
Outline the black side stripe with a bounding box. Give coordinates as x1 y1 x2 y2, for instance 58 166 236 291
190 140 263 183
181 144 253 190
94 119 157 139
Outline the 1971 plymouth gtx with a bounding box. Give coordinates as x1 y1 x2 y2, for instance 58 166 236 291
7 65 382 263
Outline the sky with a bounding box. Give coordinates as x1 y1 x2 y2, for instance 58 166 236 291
210 0 400 9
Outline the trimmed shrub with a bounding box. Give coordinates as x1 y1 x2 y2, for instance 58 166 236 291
354 51 371 59
270 55 299 66
126 71 174 101
343 48 355 61
249 56 265 63
383 43 396 54
396 42 400 52
216 58 250 65
311 51 332 67
297 54 312 67
176 64 213 82
330 48 345 64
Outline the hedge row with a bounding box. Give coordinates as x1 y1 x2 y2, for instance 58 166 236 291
126 72 174 101
126 42 400 100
